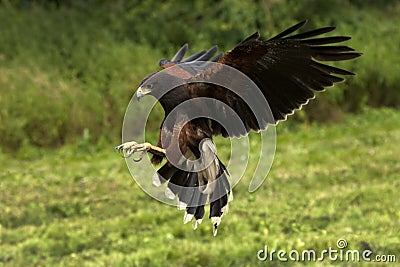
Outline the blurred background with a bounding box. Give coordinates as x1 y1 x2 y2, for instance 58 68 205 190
1 0 399 151
1 1 399 266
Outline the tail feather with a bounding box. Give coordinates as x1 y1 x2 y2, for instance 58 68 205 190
177 171 197 209
153 162 176 186
166 169 187 197
209 173 229 217
208 165 231 236
153 140 232 235
186 185 206 215
194 194 206 220
185 186 207 229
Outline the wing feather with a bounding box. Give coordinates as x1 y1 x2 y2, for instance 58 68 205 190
196 20 362 135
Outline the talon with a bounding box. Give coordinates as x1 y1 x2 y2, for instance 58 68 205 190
122 152 134 159
115 141 147 160
132 150 147 162
119 148 127 158
115 141 165 162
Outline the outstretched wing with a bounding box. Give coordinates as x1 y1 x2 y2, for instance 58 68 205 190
196 20 361 137
158 44 222 75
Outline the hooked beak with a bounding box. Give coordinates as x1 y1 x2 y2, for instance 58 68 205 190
136 86 151 101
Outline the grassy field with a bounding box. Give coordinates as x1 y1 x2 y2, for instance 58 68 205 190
1 108 399 266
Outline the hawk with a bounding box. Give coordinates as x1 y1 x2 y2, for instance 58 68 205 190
116 20 361 236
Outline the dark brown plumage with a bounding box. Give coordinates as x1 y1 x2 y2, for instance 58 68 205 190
124 20 361 235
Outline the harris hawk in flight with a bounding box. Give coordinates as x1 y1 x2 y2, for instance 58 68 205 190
116 20 361 236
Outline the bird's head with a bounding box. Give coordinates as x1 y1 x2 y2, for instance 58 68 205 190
135 70 187 104
136 72 158 101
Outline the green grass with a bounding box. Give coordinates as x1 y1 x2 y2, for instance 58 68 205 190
1 108 399 266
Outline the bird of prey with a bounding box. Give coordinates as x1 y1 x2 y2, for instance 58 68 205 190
116 20 361 236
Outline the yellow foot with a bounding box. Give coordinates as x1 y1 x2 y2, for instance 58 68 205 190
115 141 165 162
